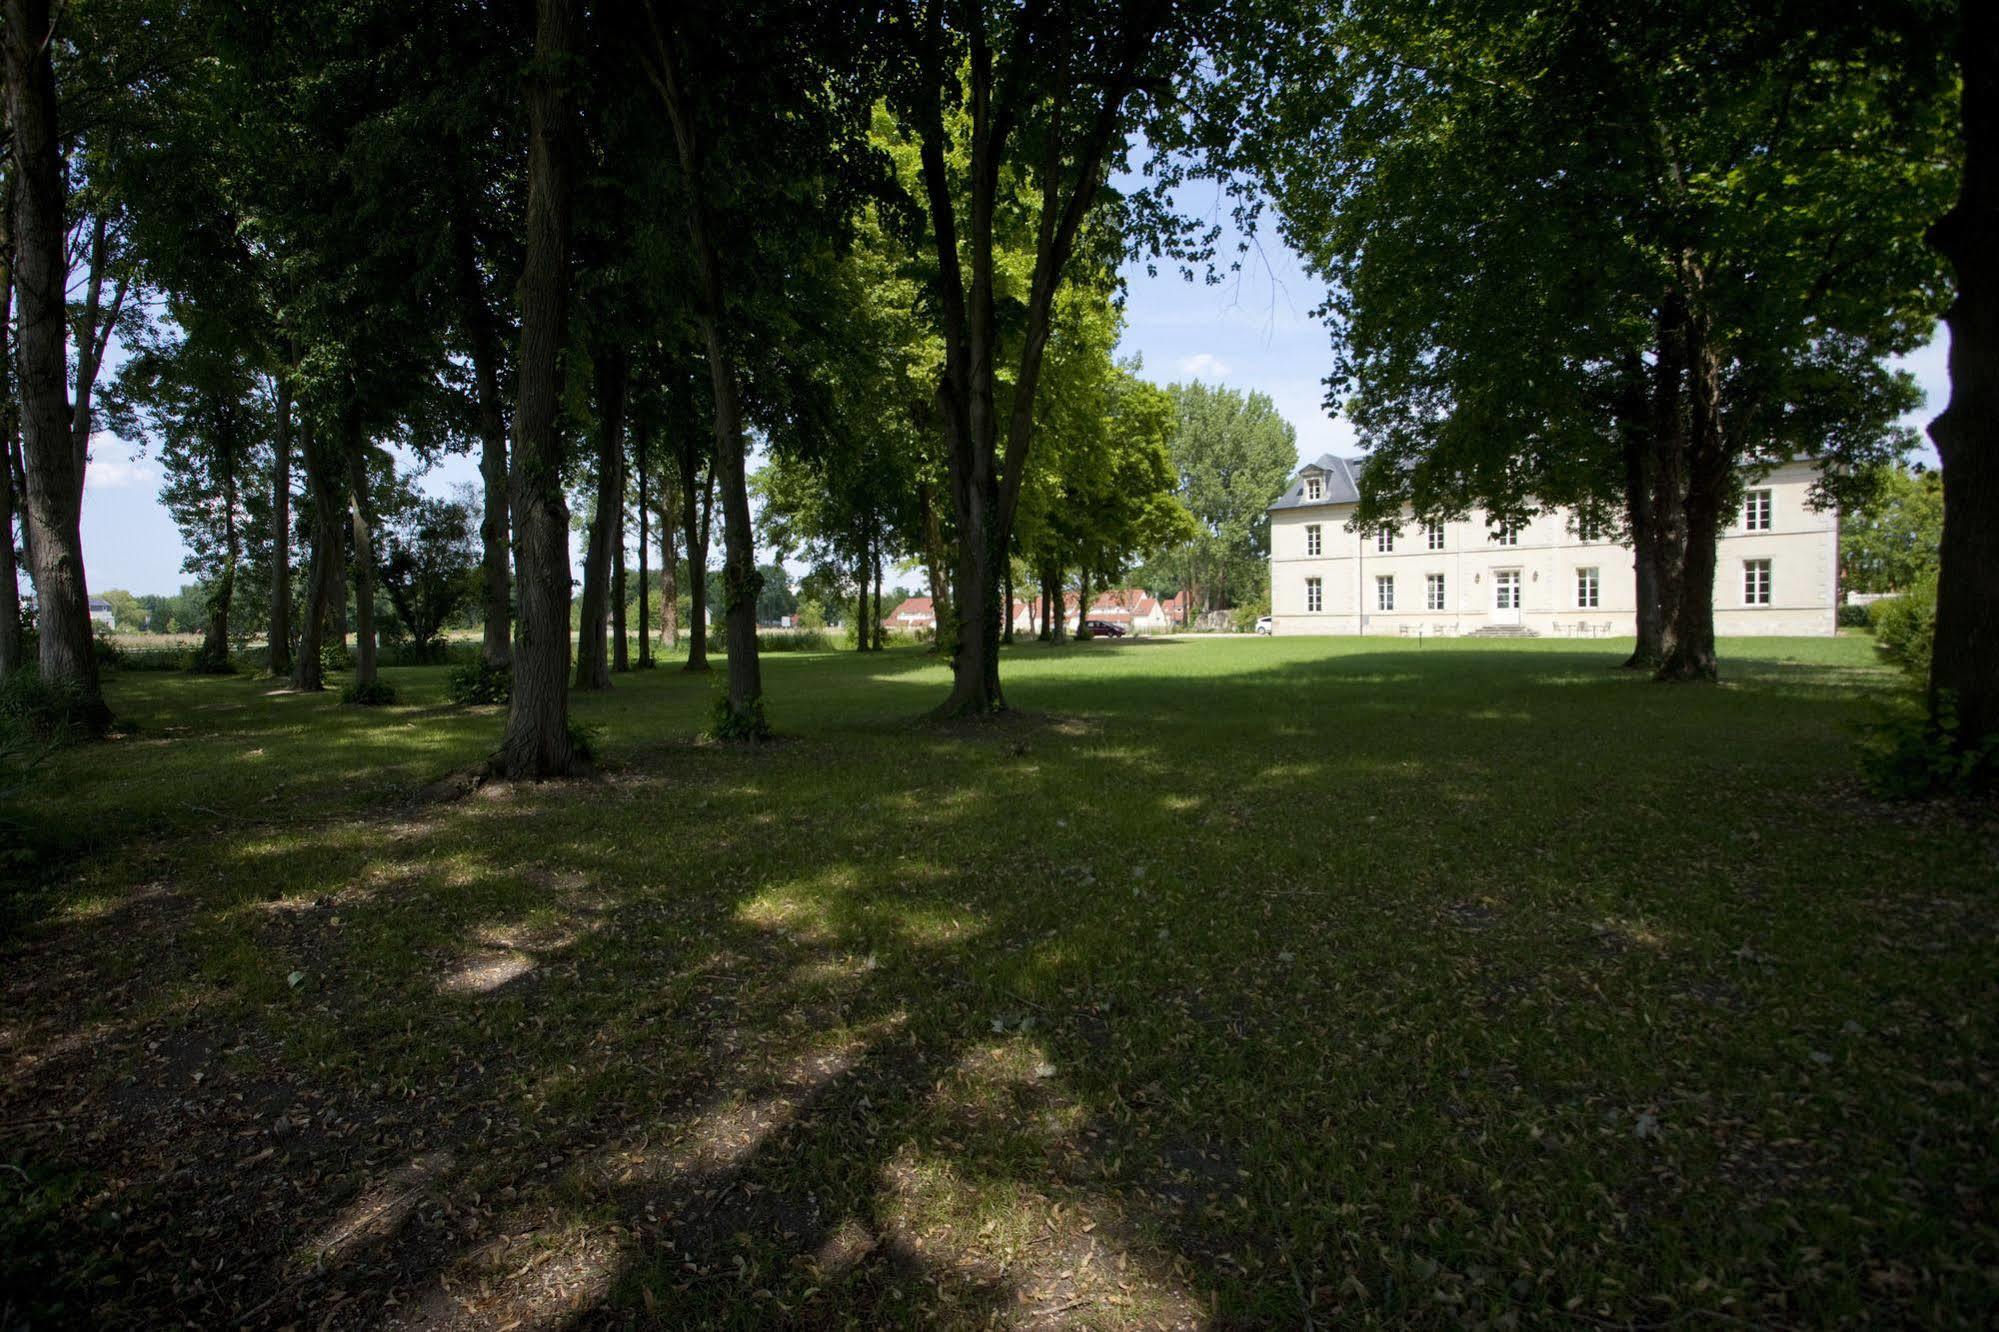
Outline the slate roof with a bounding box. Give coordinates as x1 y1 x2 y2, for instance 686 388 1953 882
1269 454 1370 511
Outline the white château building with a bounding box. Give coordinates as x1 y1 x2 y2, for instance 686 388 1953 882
1266 455 1837 637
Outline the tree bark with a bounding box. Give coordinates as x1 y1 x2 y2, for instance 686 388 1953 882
291 417 341 691
1657 296 1725 684
855 558 868 650
199 426 240 669
498 0 579 778
346 435 379 689
1001 554 1014 645
267 371 293 676
918 480 953 656
575 345 626 691
454 205 513 669
0 199 21 679
3 0 106 725
678 448 710 671
648 33 764 735
872 530 883 651
1928 3 1999 751
658 462 680 650
636 427 651 668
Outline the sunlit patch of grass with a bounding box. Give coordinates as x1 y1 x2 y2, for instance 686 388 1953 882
4 635 1994 1327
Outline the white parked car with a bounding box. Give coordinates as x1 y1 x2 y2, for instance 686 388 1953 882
1254 616 1273 635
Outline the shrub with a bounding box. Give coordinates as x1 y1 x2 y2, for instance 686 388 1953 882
1868 575 1936 681
187 644 236 674
446 658 511 706
0 670 97 744
566 719 601 761
319 641 356 674
709 691 771 742
92 628 124 669
761 629 835 653
707 624 839 654
339 678 399 706
116 646 192 672
1860 693 1999 799
1232 592 1271 635
1836 602 1871 629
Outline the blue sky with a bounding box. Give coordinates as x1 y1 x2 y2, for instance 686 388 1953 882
76 222 1950 598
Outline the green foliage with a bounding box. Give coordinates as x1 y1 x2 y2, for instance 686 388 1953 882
1232 589 1272 634
1867 575 1937 680
187 643 236 674
115 646 194 672
1861 694 1999 799
445 658 512 706
1836 603 1872 630
1154 382 1298 613
0 670 100 745
339 679 399 707
319 641 356 675
565 720 601 762
1842 463 1943 594
796 598 827 631
709 691 771 743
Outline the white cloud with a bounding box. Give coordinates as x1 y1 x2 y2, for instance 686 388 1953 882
1174 352 1233 380
85 447 159 492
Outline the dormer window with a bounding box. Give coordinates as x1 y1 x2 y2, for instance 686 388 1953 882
1304 475 1322 501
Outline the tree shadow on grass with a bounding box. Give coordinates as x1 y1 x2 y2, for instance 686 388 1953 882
4 639 1993 1327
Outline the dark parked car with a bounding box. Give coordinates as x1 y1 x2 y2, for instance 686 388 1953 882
1082 619 1128 638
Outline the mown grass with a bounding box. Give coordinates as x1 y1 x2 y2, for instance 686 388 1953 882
2 635 1994 1329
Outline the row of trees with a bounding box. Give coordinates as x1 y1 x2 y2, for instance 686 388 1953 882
4 0 1240 775
4 0 1990 771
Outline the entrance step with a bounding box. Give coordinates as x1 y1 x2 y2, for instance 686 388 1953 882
1465 624 1541 639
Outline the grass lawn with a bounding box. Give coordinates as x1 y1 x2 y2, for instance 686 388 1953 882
2 635 1994 1328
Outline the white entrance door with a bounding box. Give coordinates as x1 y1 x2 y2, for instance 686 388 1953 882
1493 570 1522 625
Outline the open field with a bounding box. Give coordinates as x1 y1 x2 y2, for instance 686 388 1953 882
3 636 1994 1327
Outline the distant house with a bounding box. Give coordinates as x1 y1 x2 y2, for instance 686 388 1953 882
88 597 115 629
883 596 937 632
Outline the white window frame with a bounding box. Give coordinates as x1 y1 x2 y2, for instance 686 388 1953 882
1305 577 1323 613
1376 527 1396 554
1376 575 1395 611
1743 559 1771 606
1576 566 1600 609
1304 475 1322 501
1743 489 1772 532
1425 520 1445 550
1490 522 1520 547
1305 524 1322 557
1425 572 1446 611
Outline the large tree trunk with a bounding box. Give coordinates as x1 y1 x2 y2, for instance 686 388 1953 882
0 205 21 679
3 0 105 726
1928 4 1999 752
678 449 711 670
199 436 239 669
1632 290 1693 670
455 207 514 670
658 462 680 649
346 438 379 689
1001 554 1014 645
855 558 868 650
1657 303 1726 684
575 346 626 691
872 532 883 651
267 372 293 676
918 480 953 657
291 418 341 691
636 428 651 669
498 0 578 779
650 40 763 735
